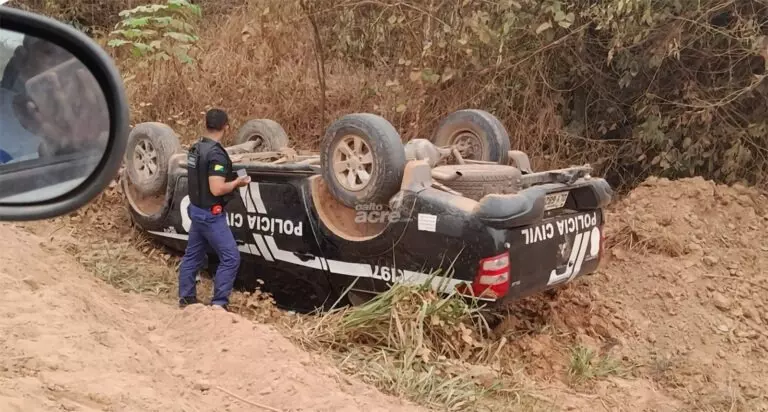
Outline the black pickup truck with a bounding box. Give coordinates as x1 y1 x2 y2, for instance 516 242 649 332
122 110 612 312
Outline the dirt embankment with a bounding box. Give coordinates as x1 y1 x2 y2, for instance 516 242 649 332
0 224 424 412
501 177 768 411
1 176 766 412
601 177 768 410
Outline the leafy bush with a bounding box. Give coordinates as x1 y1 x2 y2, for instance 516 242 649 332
311 0 768 188
25 0 768 190
107 0 202 65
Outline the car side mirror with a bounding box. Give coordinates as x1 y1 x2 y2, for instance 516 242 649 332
0 6 129 221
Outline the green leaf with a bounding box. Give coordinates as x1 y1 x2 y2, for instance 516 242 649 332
175 50 195 65
169 19 195 33
125 4 167 16
164 32 198 42
167 0 191 8
151 16 174 26
119 29 144 39
125 17 150 27
133 42 155 54
107 39 130 47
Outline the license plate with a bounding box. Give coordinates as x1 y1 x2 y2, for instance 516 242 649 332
544 191 569 211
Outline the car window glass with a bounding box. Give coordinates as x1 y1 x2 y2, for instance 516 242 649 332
0 28 110 203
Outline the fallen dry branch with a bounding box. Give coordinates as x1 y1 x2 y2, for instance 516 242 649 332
214 386 283 412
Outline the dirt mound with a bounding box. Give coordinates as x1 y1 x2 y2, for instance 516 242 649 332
602 177 768 410
498 177 768 411
0 224 424 412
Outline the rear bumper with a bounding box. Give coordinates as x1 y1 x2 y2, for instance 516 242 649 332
472 177 613 229
499 208 604 304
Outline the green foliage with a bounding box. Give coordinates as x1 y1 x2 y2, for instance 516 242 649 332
108 0 201 66
567 345 625 384
312 0 768 189
297 280 506 410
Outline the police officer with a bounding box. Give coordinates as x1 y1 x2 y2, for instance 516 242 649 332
178 109 250 310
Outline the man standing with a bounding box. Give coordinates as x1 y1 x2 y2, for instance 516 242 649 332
178 108 250 310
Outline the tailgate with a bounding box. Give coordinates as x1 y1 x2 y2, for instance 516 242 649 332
504 209 604 301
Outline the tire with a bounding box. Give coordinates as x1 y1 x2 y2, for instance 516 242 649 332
235 119 289 150
125 122 182 197
320 113 406 209
432 164 521 201
432 109 511 164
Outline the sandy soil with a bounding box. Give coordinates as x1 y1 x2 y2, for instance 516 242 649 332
2 176 767 412
0 224 424 412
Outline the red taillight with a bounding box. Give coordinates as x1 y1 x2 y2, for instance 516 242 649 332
468 252 511 299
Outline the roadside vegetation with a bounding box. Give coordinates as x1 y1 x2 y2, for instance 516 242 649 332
11 0 768 411
17 0 768 191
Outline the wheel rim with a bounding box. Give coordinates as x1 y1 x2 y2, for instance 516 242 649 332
133 137 158 181
452 130 485 160
332 134 374 192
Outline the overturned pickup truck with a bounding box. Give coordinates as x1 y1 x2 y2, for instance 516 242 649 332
121 109 613 312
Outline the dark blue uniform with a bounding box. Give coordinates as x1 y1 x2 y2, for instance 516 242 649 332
178 137 240 307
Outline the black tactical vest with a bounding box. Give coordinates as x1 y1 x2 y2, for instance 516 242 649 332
187 137 231 209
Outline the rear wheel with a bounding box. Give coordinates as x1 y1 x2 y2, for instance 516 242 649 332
235 119 289 151
432 109 510 164
125 122 181 197
320 113 406 209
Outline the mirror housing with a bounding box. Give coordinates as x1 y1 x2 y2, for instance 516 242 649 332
0 6 129 221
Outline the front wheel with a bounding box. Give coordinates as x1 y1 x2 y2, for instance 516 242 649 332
124 122 181 197
320 113 406 209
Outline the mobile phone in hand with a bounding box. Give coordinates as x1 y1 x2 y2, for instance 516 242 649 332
236 168 248 178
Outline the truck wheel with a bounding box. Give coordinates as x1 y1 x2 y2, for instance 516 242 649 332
432 109 510 164
432 164 521 201
235 119 289 150
320 113 406 209
125 122 181 197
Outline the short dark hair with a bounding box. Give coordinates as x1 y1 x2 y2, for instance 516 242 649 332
205 108 229 131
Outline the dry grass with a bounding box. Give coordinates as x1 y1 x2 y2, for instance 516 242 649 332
76 238 178 296
86 0 598 177
606 221 687 258
289 282 547 411
104 1 391 150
